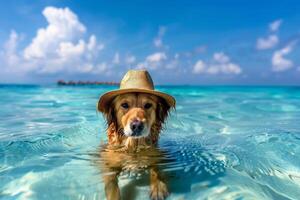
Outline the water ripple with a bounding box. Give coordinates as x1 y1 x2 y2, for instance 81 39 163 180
1 86 300 199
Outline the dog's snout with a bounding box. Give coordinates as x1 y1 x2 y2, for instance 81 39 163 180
130 120 144 135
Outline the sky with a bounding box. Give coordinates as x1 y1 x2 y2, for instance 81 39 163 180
0 0 300 85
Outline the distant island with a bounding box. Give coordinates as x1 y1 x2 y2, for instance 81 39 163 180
57 80 119 86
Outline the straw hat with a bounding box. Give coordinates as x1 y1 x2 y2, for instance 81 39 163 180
97 69 175 112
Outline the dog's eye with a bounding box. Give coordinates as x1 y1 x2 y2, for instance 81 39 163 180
144 103 152 109
121 103 129 109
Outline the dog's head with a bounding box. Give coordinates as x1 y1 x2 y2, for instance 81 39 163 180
103 92 171 139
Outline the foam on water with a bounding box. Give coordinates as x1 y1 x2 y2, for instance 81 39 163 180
1 85 300 199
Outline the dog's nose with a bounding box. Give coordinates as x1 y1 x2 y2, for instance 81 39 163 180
130 120 144 135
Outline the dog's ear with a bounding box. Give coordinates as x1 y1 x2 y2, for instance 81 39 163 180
151 97 171 136
156 97 171 124
150 98 172 144
103 101 118 132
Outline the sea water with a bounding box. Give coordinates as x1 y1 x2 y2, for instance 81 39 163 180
0 85 300 200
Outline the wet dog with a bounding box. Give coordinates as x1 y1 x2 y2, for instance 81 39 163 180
100 93 172 200
97 70 175 200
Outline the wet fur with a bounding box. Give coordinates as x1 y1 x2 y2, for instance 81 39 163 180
100 92 172 200
103 93 171 150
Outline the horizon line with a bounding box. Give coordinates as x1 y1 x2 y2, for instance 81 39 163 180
1 83 300 87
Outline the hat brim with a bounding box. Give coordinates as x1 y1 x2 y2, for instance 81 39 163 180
97 88 176 113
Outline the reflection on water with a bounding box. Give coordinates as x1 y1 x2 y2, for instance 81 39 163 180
1 85 300 199
92 140 225 200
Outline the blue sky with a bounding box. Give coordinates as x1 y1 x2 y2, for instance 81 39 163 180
0 0 300 85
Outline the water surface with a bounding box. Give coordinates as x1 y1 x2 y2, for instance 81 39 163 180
1 85 300 199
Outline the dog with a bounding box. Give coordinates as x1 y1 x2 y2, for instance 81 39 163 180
97 70 175 200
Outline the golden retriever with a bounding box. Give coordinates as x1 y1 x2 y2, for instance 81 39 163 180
99 92 172 200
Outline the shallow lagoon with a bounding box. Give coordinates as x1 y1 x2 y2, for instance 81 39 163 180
1 85 300 200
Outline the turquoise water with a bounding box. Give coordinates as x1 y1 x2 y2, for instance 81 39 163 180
1 85 300 200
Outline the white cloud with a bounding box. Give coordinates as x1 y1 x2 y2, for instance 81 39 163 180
146 52 167 62
2 7 105 75
86 34 104 53
193 60 206 74
165 53 180 69
153 26 166 48
213 52 230 63
57 40 85 59
24 7 86 60
192 52 242 75
272 43 295 72
112 52 120 64
269 19 282 32
92 62 108 74
256 34 279 50
154 38 162 48
137 52 167 70
4 31 18 54
256 19 282 50
3 30 20 66
125 55 136 64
